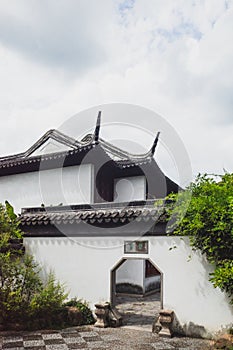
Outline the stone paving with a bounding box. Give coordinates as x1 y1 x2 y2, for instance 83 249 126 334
115 292 161 331
0 293 214 349
0 326 213 350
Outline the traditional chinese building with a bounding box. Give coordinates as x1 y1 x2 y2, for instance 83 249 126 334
0 112 232 336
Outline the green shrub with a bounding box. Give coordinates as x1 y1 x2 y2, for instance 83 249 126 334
0 199 43 326
64 298 95 325
29 273 68 327
0 202 94 330
0 253 42 324
0 251 67 328
167 173 233 304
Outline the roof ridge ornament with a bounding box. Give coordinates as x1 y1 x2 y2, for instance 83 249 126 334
150 131 160 156
94 111 101 143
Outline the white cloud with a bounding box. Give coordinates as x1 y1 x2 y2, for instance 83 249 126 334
0 0 233 183
0 0 117 74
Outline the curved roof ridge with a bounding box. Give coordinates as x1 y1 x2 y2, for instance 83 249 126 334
99 138 153 160
0 129 94 162
48 129 80 148
0 127 158 163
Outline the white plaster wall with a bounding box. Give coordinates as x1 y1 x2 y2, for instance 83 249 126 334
0 164 93 214
24 236 233 335
144 275 161 292
116 259 144 288
114 176 146 202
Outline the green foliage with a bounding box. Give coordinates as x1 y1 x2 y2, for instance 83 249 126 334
0 202 94 329
5 200 17 221
64 298 95 325
30 273 67 319
167 173 233 303
0 250 67 327
209 260 233 297
0 253 42 323
0 203 66 329
0 202 22 240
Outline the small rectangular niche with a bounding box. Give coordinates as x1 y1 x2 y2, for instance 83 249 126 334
114 176 146 202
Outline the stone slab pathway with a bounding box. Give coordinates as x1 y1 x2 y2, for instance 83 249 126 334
115 292 161 331
0 326 213 350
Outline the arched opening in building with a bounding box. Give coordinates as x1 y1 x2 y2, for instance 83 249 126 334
111 258 163 329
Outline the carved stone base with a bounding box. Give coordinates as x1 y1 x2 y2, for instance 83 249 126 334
152 316 162 334
94 302 123 328
94 302 110 328
158 309 174 338
108 307 122 327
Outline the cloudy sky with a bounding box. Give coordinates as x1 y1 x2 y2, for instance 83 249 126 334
0 0 233 185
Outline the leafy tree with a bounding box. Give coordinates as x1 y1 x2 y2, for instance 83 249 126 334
167 173 233 303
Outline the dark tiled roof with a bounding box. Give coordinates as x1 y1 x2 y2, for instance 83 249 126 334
0 143 93 169
115 157 153 168
20 200 167 226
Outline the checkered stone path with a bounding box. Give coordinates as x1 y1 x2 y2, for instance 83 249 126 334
0 328 110 350
0 326 213 350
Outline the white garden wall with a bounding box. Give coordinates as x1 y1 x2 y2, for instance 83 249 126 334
24 236 233 336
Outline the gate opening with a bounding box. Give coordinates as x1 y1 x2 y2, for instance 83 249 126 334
111 258 163 329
